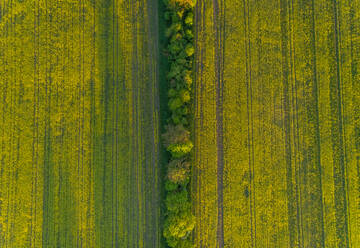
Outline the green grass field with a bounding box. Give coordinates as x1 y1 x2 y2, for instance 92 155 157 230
192 0 360 247
0 0 161 247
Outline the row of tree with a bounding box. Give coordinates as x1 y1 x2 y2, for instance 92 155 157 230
162 0 196 247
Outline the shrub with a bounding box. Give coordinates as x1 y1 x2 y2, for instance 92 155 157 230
168 88 177 98
177 50 187 59
180 106 188 115
167 69 179 81
171 12 181 23
163 210 196 246
170 33 183 43
185 29 194 40
175 73 184 83
166 22 182 38
162 124 190 148
165 180 179 192
168 23 182 35
167 141 193 158
168 62 182 77
172 113 182 124
185 44 194 57
181 117 188 125
184 12 193 26
168 166 189 184
184 71 193 88
174 107 184 116
168 42 183 56
167 159 191 184
175 58 187 66
180 89 191 103
176 10 185 19
169 97 183 112
166 189 191 214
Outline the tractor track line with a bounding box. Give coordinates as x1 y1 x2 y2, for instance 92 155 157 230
58 1 66 246
336 1 352 245
114 1 120 246
111 0 116 246
9 8 16 246
288 0 302 245
0 4 6 189
124 2 131 246
212 0 225 247
42 0 53 244
310 0 326 245
4 6 10 246
35 2 40 245
89 0 96 245
201 2 206 245
131 1 140 245
0 2 4 243
247 0 256 245
81 1 86 245
146 0 160 245
138 2 146 244
30 0 38 245
200 1 206 246
289 0 306 244
200 1 205 131
243 0 255 246
101 0 111 245
87 2 96 243
193 16 199 238
331 0 349 247
66 4 72 247
77 1 83 245
279 0 299 246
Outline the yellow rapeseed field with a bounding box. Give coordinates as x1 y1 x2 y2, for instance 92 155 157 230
192 0 360 247
0 0 161 247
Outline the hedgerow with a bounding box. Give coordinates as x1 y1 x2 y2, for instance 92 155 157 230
162 0 196 247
